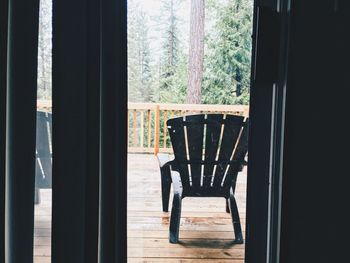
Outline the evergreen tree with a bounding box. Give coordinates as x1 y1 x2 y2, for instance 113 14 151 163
203 0 253 105
157 0 187 103
128 0 154 102
127 0 253 106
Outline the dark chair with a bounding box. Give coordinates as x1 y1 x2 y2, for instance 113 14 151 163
157 114 249 243
35 111 52 204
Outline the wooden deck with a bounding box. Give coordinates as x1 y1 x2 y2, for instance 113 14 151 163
34 153 247 262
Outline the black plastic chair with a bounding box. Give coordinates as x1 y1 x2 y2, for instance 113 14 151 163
157 114 249 243
35 111 52 204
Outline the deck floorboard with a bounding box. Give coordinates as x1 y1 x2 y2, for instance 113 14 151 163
34 153 247 262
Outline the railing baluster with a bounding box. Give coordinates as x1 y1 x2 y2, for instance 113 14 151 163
147 110 151 149
127 110 130 147
140 111 144 148
154 105 160 155
163 110 167 149
133 110 137 147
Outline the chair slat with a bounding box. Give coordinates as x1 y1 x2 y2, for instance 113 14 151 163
35 111 52 188
167 114 248 198
203 114 223 189
225 119 249 190
213 115 244 188
36 112 51 157
167 117 190 192
36 157 52 188
185 115 205 190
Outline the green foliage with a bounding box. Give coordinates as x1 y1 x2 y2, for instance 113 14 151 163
36 0 253 106
127 0 253 105
128 0 156 102
158 0 187 103
159 54 187 103
202 0 253 105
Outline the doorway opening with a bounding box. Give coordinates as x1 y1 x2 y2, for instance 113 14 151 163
127 0 253 261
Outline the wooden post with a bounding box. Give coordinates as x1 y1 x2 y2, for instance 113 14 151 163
154 105 160 155
133 110 137 147
127 110 130 147
140 111 144 148
163 110 167 149
147 110 151 148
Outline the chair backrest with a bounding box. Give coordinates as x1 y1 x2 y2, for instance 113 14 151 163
167 114 249 198
35 111 52 188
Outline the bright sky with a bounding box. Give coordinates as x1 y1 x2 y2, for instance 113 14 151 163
130 0 191 61
138 0 163 14
137 0 190 19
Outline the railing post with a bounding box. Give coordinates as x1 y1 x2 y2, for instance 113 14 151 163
127 109 130 147
133 109 137 147
147 110 151 149
154 105 160 155
140 111 144 148
163 110 167 150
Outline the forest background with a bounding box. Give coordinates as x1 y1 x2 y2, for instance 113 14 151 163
37 0 253 106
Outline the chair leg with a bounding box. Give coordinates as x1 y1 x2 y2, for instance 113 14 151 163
161 166 171 212
229 190 243 244
34 187 41 205
169 194 182 243
226 199 230 213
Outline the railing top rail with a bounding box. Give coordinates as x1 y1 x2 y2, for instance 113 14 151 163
37 100 249 116
37 100 52 111
127 102 249 115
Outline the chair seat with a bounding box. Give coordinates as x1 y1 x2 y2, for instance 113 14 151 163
181 189 231 198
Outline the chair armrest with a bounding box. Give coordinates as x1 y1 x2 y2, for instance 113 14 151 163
170 171 183 196
156 153 173 168
238 153 248 172
238 159 248 172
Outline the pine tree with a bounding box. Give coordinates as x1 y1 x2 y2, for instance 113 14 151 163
128 0 154 102
203 0 253 105
157 0 187 103
159 0 178 92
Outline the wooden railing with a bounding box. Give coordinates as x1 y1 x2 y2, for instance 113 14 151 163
127 102 249 154
36 100 249 155
37 100 52 112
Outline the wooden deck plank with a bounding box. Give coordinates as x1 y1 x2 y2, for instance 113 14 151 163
128 259 244 263
127 230 245 239
127 238 245 250
128 247 244 259
33 153 247 262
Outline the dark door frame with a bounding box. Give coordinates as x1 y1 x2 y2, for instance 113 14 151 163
245 0 290 262
116 0 291 262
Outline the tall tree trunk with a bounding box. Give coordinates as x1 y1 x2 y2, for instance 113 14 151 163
187 0 205 104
